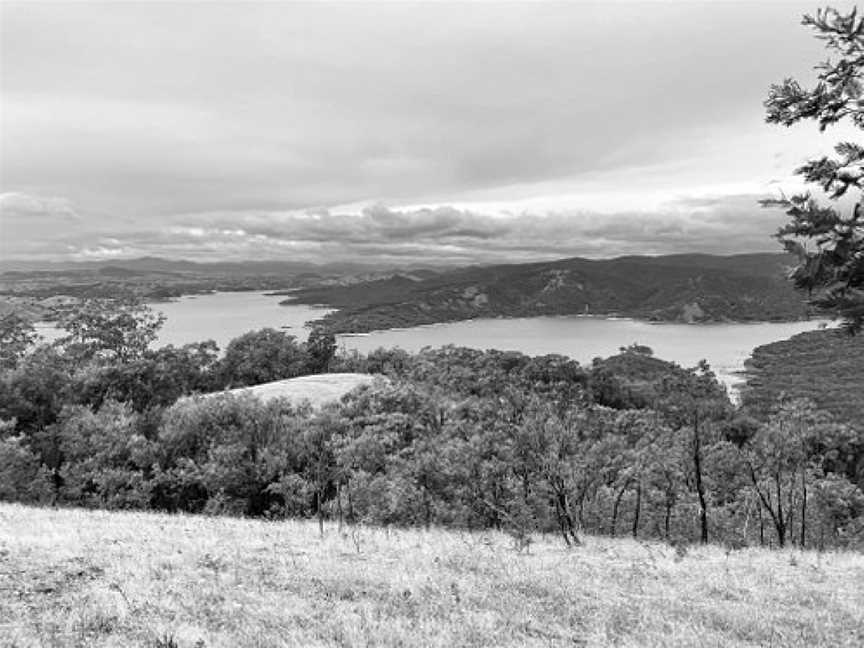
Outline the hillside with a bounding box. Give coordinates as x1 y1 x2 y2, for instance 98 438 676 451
742 328 864 427
2 504 862 648
0 258 440 321
288 253 809 333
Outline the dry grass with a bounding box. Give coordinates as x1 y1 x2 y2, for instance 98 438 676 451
1 504 862 647
201 373 379 408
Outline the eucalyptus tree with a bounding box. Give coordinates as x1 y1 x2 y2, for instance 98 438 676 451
55 298 165 363
0 312 39 371
743 400 840 547
658 361 731 543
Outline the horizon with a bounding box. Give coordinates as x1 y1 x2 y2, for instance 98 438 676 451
0 249 795 274
1 1 858 265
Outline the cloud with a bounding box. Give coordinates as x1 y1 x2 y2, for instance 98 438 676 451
2 190 789 265
0 192 79 219
0 2 848 265
0 2 840 220
0 192 83 258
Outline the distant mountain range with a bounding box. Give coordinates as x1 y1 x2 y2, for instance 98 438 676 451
286 253 812 332
3 252 813 332
0 256 409 277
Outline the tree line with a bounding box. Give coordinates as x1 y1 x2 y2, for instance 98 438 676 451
1 300 862 551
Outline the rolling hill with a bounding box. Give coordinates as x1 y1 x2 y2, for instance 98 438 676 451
199 373 379 408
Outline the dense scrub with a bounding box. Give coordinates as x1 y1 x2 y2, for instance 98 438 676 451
742 329 864 426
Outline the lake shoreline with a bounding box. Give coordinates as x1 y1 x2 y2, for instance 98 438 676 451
30 291 828 401
328 311 829 337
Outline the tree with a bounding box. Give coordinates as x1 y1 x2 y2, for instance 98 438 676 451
659 360 730 544
55 298 165 362
763 7 864 333
305 328 337 374
55 400 156 508
741 399 860 548
0 427 52 504
300 410 343 536
73 341 219 411
0 312 39 371
217 328 309 388
0 346 73 438
157 393 307 515
743 401 818 547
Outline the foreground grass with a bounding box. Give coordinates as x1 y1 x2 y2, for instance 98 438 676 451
1 504 862 647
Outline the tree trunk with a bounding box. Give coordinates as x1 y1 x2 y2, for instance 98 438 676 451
664 499 672 539
317 488 324 538
749 464 786 548
610 481 629 537
692 413 709 544
631 483 642 539
774 474 786 548
423 486 432 531
800 472 807 548
758 504 765 546
556 491 580 547
337 483 344 533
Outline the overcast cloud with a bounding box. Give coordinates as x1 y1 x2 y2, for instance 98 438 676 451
0 1 857 264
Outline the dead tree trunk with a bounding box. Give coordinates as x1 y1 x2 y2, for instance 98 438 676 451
631 483 642 539
610 480 630 537
692 413 709 544
800 472 807 548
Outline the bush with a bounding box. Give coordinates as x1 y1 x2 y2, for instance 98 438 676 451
0 435 53 503
217 328 309 388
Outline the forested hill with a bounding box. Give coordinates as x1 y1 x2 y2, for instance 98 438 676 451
288 253 809 333
742 328 864 429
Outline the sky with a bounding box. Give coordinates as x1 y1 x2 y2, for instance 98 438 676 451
0 1 858 266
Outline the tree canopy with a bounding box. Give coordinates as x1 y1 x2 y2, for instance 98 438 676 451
764 7 864 333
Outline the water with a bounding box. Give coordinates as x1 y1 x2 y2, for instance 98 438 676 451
34 291 334 351
34 291 827 397
337 315 829 396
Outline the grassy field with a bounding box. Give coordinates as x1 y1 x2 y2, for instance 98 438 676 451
1 504 862 647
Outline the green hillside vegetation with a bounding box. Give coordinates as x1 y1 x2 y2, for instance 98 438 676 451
2 300 863 554
2 504 862 648
287 253 809 334
742 329 864 429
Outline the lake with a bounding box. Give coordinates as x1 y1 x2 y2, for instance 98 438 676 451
34 291 333 350
35 291 827 396
339 315 828 395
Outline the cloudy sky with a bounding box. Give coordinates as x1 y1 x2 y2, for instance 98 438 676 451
0 1 857 265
